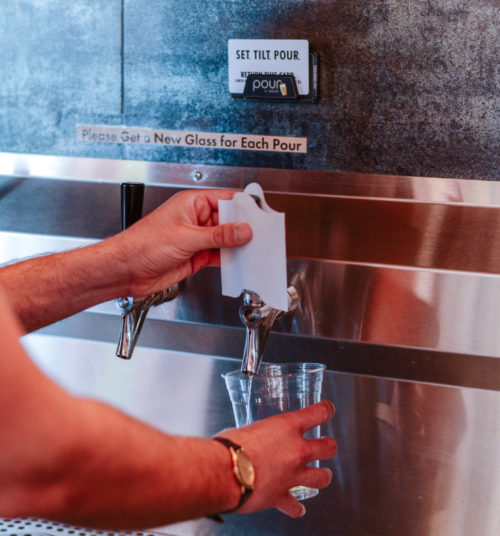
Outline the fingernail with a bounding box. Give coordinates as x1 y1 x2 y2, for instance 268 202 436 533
234 222 250 242
324 468 333 484
299 504 306 517
325 400 336 417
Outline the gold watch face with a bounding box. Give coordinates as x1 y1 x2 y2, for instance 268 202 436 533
234 448 255 490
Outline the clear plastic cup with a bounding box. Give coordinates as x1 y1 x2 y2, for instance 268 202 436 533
222 362 326 501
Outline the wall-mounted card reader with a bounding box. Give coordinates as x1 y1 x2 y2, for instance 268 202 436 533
228 39 318 103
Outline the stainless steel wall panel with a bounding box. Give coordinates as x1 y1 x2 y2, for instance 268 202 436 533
0 232 96 266
3 157 500 392
36 310 500 391
4 227 500 390
22 334 500 536
5 164 500 274
5 230 500 380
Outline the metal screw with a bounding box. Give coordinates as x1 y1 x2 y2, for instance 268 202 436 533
117 297 130 308
193 171 203 181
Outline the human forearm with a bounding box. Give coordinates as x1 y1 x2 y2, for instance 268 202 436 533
0 189 252 333
0 290 241 527
0 239 129 332
0 293 336 524
2 391 336 527
1 398 240 528
71 401 240 528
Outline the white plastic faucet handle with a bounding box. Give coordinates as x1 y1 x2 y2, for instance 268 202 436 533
219 183 288 312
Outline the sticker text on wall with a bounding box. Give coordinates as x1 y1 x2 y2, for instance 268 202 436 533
77 126 307 154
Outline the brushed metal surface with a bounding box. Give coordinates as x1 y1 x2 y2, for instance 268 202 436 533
65 258 500 360
3 156 500 389
5 170 500 275
21 334 500 536
0 232 96 265
3 151 500 205
4 230 500 382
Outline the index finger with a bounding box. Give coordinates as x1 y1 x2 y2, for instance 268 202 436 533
292 400 336 434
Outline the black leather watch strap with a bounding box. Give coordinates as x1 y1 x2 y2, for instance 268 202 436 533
213 436 241 451
213 437 253 514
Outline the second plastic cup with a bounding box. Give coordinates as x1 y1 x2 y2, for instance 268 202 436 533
222 362 326 501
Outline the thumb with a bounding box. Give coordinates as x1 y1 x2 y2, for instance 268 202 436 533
199 222 252 250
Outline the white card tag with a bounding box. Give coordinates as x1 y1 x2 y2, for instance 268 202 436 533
219 183 288 312
228 39 309 96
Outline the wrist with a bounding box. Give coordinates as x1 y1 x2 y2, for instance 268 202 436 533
211 438 244 513
85 237 134 299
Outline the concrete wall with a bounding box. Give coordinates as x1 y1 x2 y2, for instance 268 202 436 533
1 0 500 180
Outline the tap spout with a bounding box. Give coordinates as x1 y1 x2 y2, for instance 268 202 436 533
239 286 299 375
115 183 180 359
115 285 179 359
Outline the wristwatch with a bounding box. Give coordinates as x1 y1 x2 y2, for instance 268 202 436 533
212 437 255 518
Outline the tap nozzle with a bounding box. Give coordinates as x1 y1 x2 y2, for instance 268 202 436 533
239 286 299 376
115 182 180 360
115 285 179 359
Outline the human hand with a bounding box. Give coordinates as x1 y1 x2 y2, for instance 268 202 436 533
215 400 337 518
110 189 252 297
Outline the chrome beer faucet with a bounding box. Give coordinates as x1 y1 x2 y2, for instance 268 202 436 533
239 286 299 375
115 183 179 360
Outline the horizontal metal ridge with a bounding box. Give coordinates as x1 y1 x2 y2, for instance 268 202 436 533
3 152 500 206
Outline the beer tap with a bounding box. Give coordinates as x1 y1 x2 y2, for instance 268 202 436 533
115 183 179 359
239 286 299 375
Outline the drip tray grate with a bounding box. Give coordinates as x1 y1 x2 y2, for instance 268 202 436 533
0 519 170 536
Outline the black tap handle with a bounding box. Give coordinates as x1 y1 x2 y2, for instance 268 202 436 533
121 182 145 231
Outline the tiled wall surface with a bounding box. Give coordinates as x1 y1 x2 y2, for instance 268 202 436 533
2 0 500 180
0 1 123 160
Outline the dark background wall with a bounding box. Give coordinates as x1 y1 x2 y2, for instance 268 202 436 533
1 0 500 180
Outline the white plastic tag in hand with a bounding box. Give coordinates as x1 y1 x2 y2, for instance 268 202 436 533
218 183 288 312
